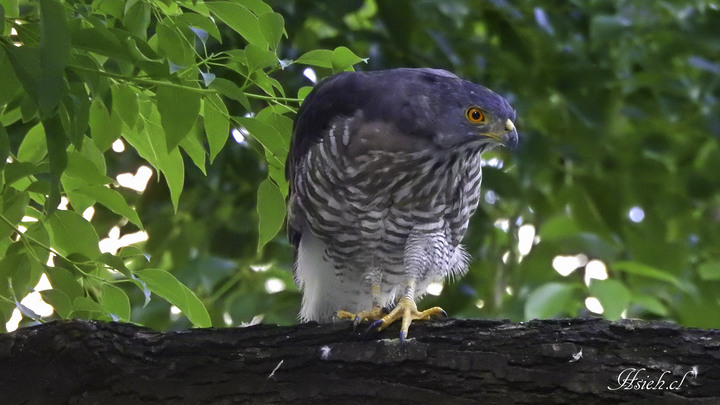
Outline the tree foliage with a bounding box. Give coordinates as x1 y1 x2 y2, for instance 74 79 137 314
0 0 718 332
0 0 362 330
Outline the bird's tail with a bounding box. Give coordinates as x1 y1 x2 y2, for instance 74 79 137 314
295 232 349 322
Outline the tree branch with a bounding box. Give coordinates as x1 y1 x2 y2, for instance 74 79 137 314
1 318 718 404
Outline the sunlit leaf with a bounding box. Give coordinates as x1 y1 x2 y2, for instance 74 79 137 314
124 104 185 211
40 289 72 318
588 279 630 320
71 296 108 319
259 12 284 49
632 294 669 317
64 151 113 185
209 78 250 110
206 1 266 48
43 115 67 214
177 13 222 42
135 269 212 328
99 283 131 321
73 185 143 228
295 49 333 68
203 94 230 163
331 46 365 73
611 261 688 292
112 84 139 127
16 123 46 164
179 128 207 175
0 189 29 240
46 210 101 260
698 262 720 281
123 0 151 41
45 266 84 299
157 84 201 151
38 0 71 116
256 177 286 252
245 44 278 72
89 99 122 152
525 282 578 320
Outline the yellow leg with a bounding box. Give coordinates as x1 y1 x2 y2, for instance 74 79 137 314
370 296 446 341
334 284 387 327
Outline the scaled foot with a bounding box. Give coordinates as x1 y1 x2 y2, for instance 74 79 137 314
368 297 447 342
335 306 388 328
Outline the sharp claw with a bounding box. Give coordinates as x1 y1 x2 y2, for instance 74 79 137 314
353 316 361 329
365 319 384 334
440 309 448 318
399 330 406 343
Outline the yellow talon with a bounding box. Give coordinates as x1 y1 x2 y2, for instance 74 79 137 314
372 297 447 341
335 306 387 326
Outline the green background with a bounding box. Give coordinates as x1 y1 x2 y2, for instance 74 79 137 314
0 0 718 332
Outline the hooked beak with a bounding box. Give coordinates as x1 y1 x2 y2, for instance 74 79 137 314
503 119 518 150
483 119 518 150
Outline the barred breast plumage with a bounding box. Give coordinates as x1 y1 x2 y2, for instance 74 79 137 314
286 68 517 333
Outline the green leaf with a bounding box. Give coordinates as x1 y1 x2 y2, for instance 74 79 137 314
203 94 229 163
297 86 314 100
40 289 72 318
71 296 107 318
3 46 41 105
124 104 185 211
176 13 222 42
98 253 132 278
258 12 284 49
538 215 582 241
179 127 207 175
209 78 250 110
698 262 720 281
0 46 22 107
0 189 29 240
112 84 139 127
331 46 365 73
46 210 101 260
157 84 201 151
61 77 91 149
295 49 333 68
245 44 278 72
0 125 8 171
38 0 71 116
17 123 47 164
135 269 211 327
43 115 68 213
99 283 131 321
256 177 286 252
632 294 669 317
588 279 630 320
123 0 151 41
611 261 687 291
89 99 122 152
236 116 287 159
45 266 84 299
72 185 143 228
206 1 266 48
156 19 193 65
64 151 113 186
525 282 578 320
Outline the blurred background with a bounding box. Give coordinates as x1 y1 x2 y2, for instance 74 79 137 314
4 0 720 331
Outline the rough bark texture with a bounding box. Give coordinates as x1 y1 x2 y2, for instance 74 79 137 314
1 318 719 404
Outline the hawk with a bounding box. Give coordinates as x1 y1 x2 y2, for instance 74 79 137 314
286 68 517 340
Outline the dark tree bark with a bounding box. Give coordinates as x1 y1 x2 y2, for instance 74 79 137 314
1 318 719 404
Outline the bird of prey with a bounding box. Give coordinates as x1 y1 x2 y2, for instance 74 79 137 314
286 68 517 340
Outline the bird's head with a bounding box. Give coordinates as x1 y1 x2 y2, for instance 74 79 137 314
289 68 518 166
417 69 518 151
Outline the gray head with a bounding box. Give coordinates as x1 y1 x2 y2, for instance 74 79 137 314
289 68 518 170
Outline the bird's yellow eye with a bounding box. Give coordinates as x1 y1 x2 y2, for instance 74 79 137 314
466 107 486 124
